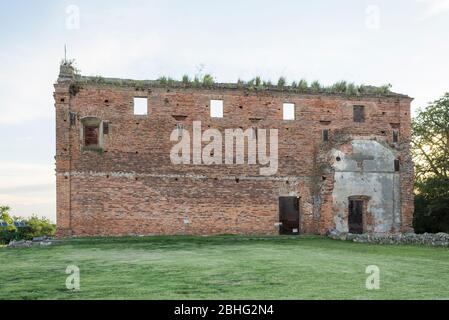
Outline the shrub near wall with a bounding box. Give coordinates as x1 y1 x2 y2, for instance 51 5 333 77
0 206 56 245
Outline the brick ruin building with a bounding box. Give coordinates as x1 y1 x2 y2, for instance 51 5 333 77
54 64 414 237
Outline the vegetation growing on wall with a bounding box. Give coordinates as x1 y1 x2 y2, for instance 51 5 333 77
65 63 396 97
62 59 397 96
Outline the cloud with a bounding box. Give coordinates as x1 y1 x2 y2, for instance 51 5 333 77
0 162 55 220
417 0 449 20
0 162 54 189
0 50 59 125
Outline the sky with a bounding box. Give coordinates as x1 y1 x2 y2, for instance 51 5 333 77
0 0 448 222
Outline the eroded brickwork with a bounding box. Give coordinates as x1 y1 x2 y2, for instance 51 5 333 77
54 65 414 237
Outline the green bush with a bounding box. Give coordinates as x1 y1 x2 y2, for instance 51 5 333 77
263 80 273 87
298 79 308 92
254 76 262 88
0 206 56 244
330 80 347 93
157 76 168 85
16 216 56 241
202 74 214 86
376 84 392 94
192 76 201 87
345 83 359 96
277 77 286 88
182 75 190 85
0 228 16 245
311 80 321 93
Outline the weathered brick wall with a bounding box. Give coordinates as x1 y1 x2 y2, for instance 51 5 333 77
54 69 414 237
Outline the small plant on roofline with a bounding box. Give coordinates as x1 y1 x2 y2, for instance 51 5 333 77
330 80 348 93
345 83 359 96
376 84 392 94
202 74 215 87
311 80 321 93
192 76 201 87
156 76 175 87
255 76 265 90
60 58 82 76
246 78 256 90
358 84 367 94
60 58 75 67
182 75 190 86
158 76 168 86
93 76 105 84
167 77 176 86
277 77 286 89
298 79 308 92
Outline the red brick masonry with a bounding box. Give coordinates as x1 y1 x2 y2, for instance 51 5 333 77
54 65 414 237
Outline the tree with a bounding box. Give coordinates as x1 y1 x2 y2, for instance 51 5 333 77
0 206 14 225
412 93 449 233
0 206 56 244
17 215 56 240
0 206 16 244
0 206 16 232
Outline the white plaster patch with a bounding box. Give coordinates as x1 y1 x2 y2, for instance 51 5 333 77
330 140 400 233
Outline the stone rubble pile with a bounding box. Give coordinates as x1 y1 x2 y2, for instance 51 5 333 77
328 230 449 247
7 236 53 248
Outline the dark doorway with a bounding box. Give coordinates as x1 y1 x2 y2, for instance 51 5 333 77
279 197 300 235
348 200 364 234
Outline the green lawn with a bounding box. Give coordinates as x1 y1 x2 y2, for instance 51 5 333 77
0 236 448 300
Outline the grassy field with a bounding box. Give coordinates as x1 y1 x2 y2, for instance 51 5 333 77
0 235 448 300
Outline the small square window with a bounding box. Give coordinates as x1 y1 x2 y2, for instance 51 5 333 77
134 97 148 115
210 100 223 118
84 125 99 147
283 103 295 120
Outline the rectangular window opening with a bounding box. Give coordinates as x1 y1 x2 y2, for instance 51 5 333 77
84 125 99 147
210 100 223 118
394 159 400 172
323 129 329 142
69 112 77 126
353 105 365 122
103 122 109 135
283 103 295 120
134 97 148 115
393 130 399 143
